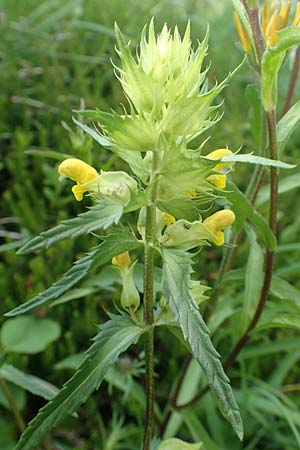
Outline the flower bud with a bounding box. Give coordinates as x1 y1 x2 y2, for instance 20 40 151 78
203 210 235 246
120 263 140 312
158 438 202 450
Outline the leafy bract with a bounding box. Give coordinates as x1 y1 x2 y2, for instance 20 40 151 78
18 198 124 254
0 364 59 401
161 247 243 440
74 117 149 181
225 182 276 250
262 27 300 110
13 315 144 450
6 228 141 316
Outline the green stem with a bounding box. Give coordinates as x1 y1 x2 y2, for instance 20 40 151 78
0 377 25 433
143 152 159 450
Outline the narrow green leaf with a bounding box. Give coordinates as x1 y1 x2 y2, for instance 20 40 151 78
183 408 219 450
225 182 276 250
240 226 264 334
18 198 124 254
0 364 59 400
270 276 300 303
262 27 300 110
257 173 300 206
13 315 144 450
277 100 300 154
162 248 243 439
6 229 141 316
254 314 300 333
25 149 73 161
219 153 295 169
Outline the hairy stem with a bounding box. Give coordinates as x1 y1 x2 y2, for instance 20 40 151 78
0 377 25 433
143 153 159 450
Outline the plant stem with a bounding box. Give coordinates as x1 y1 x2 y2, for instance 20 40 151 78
0 377 25 433
143 152 159 450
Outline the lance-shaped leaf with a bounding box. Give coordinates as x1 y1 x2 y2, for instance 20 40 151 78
6 228 141 316
0 364 59 401
12 315 144 450
262 27 300 111
224 181 276 250
161 248 243 440
18 198 124 254
216 153 295 169
277 100 300 155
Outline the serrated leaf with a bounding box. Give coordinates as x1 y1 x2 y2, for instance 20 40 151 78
240 225 264 334
218 153 295 169
18 198 124 254
161 248 243 440
277 100 300 154
225 182 276 250
13 315 144 450
6 228 141 316
262 27 300 110
0 364 59 400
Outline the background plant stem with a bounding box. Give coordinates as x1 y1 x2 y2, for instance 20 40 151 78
0 377 25 433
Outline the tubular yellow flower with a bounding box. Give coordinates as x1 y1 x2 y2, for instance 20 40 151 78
112 252 131 269
206 149 234 189
234 1 300 50
58 158 98 201
203 210 235 246
233 11 252 53
261 0 300 47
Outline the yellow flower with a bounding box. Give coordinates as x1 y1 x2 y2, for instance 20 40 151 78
234 1 300 50
233 11 252 53
261 0 300 46
206 149 234 189
112 252 131 269
58 158 98 201
203 210 235 246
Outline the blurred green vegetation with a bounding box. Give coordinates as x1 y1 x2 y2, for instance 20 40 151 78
1 0 300 449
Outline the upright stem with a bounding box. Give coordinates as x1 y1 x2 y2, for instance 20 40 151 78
0 377 25 433
143 152 158 450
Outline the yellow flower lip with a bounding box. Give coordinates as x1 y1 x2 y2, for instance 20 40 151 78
58 158 98 185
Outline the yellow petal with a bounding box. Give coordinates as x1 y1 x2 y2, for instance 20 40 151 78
162 213 176 226
112 252 131 269
292 2 300 26
206 148 233 171
233 12 251 53
58 158 98 184
72 184 87 201
206 174 227 189
203 210 235 234
213 230 224 246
